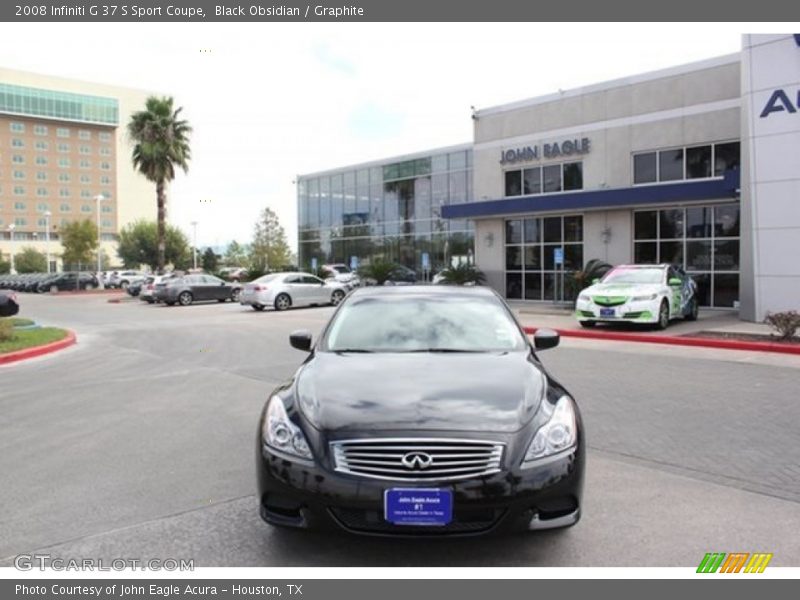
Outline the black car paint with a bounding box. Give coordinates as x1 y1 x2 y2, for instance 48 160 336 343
255 287 585 536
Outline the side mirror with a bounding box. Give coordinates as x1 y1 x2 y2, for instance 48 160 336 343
289 329 313 352
533 328 560 351
668 277 682 287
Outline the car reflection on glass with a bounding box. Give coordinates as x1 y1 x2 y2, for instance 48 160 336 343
256 285 585 536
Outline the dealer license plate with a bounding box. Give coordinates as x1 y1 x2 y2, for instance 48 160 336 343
384 488 453 526
600 308 616 317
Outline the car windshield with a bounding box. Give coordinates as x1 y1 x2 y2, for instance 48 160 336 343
602 267 664 285
323 295 526 353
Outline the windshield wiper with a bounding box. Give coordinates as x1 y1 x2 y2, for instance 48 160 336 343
406 348 484 353
332 348 374 353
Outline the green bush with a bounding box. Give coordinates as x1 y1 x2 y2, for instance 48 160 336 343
764 310 800 341
438 263 486 285
358 259 398 286
0 319 15 343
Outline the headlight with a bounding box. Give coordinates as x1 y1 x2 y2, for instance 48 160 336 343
522 395 577 466
263 396 313 460
632 293 657 301
578 294 590 302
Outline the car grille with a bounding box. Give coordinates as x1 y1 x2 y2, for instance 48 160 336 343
328 506 506 535
330 438 505 481
592 295 628 306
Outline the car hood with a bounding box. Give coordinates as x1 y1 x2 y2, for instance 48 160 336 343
294 351 546 433
583 282 663 297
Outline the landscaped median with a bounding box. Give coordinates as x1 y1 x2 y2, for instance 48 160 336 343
0 317 77 365
523 325 800 356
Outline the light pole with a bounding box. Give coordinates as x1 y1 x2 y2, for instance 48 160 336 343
8 223 16 274
94 194 105 288
191 221 198 270
44 210 52 273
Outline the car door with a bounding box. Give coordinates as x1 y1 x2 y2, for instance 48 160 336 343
190 275 212 301
281 275 308 306
666 266 686 316
62 273 78 291
205 275 230 300
301 275 328 304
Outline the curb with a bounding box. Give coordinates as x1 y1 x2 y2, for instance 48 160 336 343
0 330 77 365
522 326 800 356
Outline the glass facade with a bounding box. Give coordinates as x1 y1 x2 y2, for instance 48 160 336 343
298 148 474 273
0 83 118 125
505 215 584 301
633 203 740 307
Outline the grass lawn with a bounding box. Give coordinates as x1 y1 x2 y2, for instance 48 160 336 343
0 327 69 354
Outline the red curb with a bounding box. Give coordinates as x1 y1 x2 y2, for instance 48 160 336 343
0 330 77 365
523 326 800 355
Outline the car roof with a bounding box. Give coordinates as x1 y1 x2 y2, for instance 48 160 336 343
349 285 497 298
611 264 670 269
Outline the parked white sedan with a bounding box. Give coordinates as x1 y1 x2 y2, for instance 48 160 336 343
239 272 348 312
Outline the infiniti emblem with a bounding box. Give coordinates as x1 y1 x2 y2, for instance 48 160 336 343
401 452 433 470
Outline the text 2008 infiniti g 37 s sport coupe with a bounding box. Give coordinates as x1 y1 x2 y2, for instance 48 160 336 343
256 285 584 536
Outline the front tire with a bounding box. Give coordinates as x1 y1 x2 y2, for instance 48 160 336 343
274 293 291 311
178 291 193 306
656 300 670 330
331 289 345 306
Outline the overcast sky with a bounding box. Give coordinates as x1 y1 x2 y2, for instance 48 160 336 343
0 23 779 252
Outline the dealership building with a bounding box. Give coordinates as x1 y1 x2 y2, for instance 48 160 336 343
297 34 800 321
0 68 155 271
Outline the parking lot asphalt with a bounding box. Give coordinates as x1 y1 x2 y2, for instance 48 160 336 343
2 294 800 567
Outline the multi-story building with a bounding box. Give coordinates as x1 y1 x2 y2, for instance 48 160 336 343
0 68 156 271
299 34 800 322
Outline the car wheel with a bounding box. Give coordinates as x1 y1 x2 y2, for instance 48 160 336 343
685 297 699 321
252 304 265 312
331 289 345 306
579 321 596 328
178 291 193 306
120 281 129 289
274 293 291 311
656 299 670 330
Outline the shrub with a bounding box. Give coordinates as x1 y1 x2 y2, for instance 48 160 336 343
764 311 800 341
0 319 15 343
438 263 486 286
358 259 398 286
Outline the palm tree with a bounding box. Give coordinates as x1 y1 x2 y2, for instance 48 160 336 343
128 97 192 273
438 262 486 286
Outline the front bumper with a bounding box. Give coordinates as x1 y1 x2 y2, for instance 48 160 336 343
575 299 658 323
256 441 584 537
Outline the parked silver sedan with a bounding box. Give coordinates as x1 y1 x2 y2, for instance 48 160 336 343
239 272 347 312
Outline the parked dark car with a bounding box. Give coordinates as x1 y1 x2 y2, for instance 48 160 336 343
37 272 98 293
156 274 242 306
0 290 19 317
256 286 584 536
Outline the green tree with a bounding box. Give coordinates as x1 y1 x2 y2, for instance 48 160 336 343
117 220 191 271
201 247 219 272
223 240 248 266
14 247 48 273
61 220 98 269
250 207 291 272
358 259 398 285
0 257 11 275
127 96 192 273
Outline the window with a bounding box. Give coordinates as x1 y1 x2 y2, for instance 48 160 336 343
100 161 111 171
35 141 48 151
79 145 91 155
99 132 111 142
12 155 24 164
37 190 48 198
10 122 25 133
100 175 110 185
13 188 25 197
11 138 24 147
78 130 91 140
14 201 27 209
56 128 70 138
58 158 70 168
504 161 583 197
14 217 26 226
58 173 70 183
80 159 91 169
633 204 740 307
505 215 584 301
13 170 25 180
35 156 47 166
80 190 91 198
60 203 70 212
99 146 111 156
37 217 48 227
101 219 112 228
101 204 112 213
80 204 91 213
80 175 91 184
34 125 48 136
36 172 47 181
59 189 70 198
57 143 70 153
634 142 740 184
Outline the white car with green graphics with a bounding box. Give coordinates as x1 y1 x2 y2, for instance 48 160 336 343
575 264 698 330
